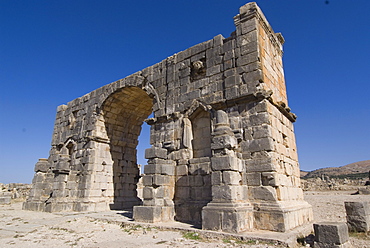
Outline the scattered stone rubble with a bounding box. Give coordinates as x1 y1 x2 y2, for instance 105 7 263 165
308 199 369 247
23 2 313 234
301 171 370 195
0 183 31 204
301 177 368 191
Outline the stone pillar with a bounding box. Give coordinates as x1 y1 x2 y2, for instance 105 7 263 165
233 2 313 232
345 201 370 232
44 151 71 212
133 146 175 222
202 110 253 233
23 158 53 211
313 222 351 248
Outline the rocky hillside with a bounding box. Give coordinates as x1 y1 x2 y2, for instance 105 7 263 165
302 160 370 179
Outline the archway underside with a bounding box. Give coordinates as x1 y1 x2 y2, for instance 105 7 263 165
102 87 153 210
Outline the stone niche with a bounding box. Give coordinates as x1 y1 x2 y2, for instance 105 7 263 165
24 2 312 233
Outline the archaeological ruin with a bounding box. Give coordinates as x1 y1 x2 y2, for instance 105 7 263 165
24 2 313 233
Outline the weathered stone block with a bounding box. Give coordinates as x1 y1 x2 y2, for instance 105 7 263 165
245 172 261 186
313 222 349 244
245 137 274 152
225 75 240 88
34 158 49 172
153 175 171 186
240 18 258 35
211 135 237 150
211 171 222 185
199 162 211 175
202 203 253 233
211 156 242 172
245 158 276 173
212 185 246 202
345 201 370 232
252 125 272 139
225 86 239 100
222 171 241 185
145 147 167 159
133 206 162 223
144 161 175 176
236 51 259 66
142 187 154 199
175 165 188 176
261 172 277 186
161 164 175 175
143 164 161 175
249 186 277 201
202 207 222 230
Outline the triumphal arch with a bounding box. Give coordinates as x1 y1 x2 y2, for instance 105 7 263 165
24 2 312 233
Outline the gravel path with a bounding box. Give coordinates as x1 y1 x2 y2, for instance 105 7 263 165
0 191 369 247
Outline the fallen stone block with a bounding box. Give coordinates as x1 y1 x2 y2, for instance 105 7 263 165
345 201 370 232
313 222 351 248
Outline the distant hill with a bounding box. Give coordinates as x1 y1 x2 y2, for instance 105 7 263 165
300 170 309 178
302 160 370 179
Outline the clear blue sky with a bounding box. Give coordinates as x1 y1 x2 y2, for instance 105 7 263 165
1 0 369 184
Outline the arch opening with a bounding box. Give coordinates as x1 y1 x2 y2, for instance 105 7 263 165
102 87 153 210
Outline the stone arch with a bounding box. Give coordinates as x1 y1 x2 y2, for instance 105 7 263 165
25 2 314 233
101 86 154 210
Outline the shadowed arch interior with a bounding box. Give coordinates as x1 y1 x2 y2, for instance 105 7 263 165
102 86 153 210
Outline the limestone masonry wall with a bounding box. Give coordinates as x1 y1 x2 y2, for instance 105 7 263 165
24 2 312 233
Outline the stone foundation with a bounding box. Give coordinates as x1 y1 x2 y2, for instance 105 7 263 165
202 203 254 233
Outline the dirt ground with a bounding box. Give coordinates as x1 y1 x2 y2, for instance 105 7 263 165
0 191 369 247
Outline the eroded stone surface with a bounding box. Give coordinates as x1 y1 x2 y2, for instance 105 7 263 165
313 222 352 248
24 2 312 233
345 201 370 232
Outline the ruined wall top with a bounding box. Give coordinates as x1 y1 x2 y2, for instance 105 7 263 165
52 2 294 147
